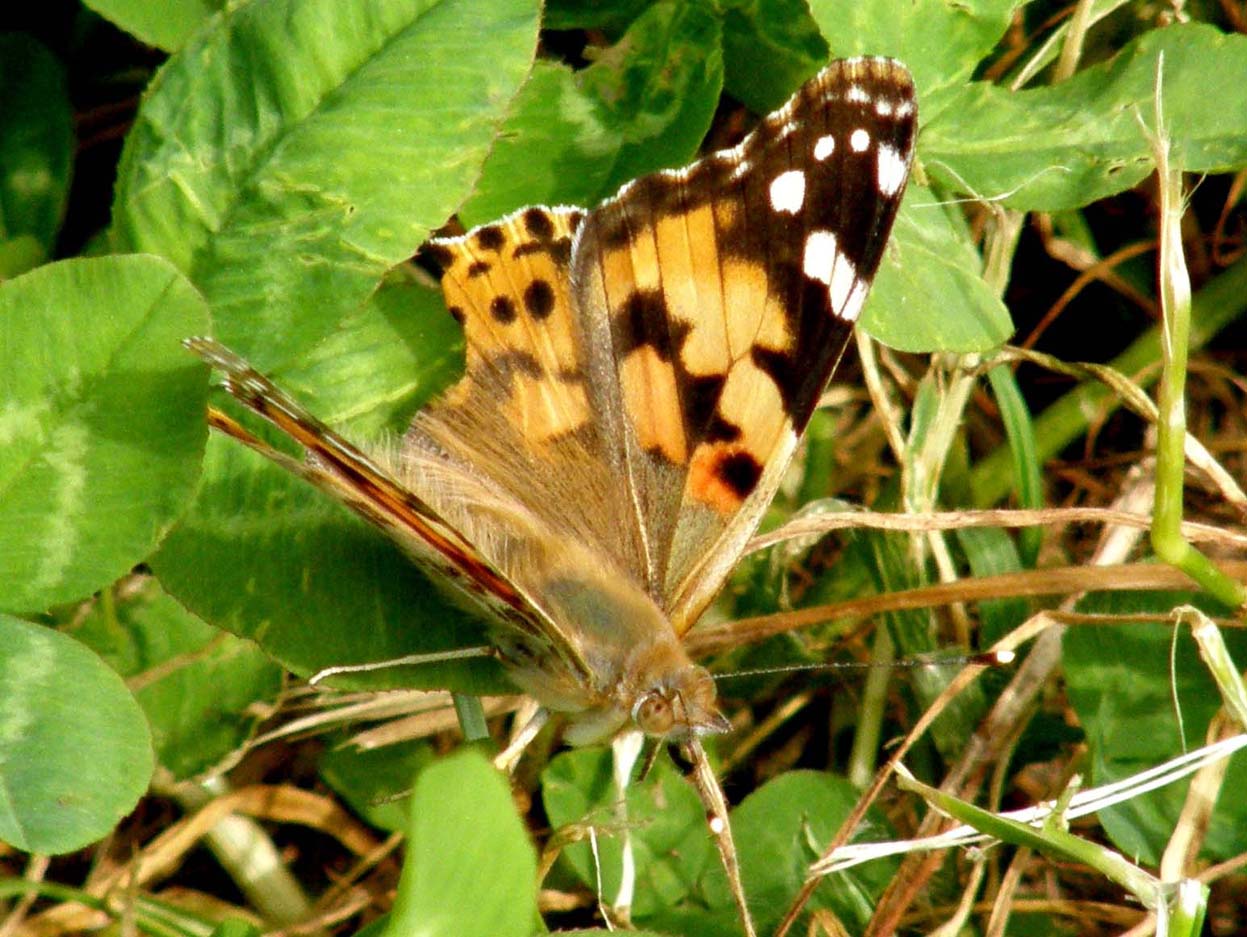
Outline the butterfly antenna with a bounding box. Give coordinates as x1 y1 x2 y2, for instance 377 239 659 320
715 648 1015 681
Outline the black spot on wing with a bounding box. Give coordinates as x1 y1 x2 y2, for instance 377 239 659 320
751 299 853 430
467 260 491 278
705 414 742 443
613 290 691 361
523 207 555 240
475 225 505 251
490 295 517 323
682 373 727 439
514 236 573 264
549 237 573 265
717 451 763 498
749 345 799 412
473 227 503 253
524 280 555 319
419 243 454 274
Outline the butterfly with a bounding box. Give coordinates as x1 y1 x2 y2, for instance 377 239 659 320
189 55 916 934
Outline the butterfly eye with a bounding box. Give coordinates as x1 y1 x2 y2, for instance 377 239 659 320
634 692 675 736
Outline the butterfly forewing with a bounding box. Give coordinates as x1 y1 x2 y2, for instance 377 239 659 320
572 57 917 629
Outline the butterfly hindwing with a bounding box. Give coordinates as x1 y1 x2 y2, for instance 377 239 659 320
412 207 653 594
423 207 589 445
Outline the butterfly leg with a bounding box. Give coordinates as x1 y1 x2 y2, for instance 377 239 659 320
607 729 645 926
494 702 549 774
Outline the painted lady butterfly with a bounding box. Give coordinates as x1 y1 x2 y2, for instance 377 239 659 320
189 55 916 934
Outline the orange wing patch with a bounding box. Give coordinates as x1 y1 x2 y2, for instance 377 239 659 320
687 358 790 514
586 181 801 516
593 206 692 468
426 207 589 444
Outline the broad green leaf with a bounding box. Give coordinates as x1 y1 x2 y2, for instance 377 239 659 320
700 771 896 936
1064 591 1247 865
151 276 508 695
543 0 650 33
923 23 1247 211
113 0 541 370
810 0 1018 94
0 614 153 854
542 747 711 919
320 738 435 834
0 34 73 266
83 0 223 52
0 236 45 281
0 255 209 612
864 184 1013 353
459 60 618 226
578 0 725 194
273 268 464 435
468 2 726 222
719 0 829 112
384 749 537 937
74 577 282 780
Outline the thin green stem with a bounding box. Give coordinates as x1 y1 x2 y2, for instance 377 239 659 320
453 691 490 741
1146 62 1246 609
969 256 1247 508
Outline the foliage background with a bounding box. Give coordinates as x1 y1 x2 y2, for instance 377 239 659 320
1 1 1245 935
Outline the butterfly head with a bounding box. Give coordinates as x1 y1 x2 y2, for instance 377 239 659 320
629 660 730 739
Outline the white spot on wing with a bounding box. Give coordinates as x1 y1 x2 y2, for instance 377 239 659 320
769 170 806 214
846 85 869 104
876 99 894 117
829 253 859 319
841 279 870 323
876 144 908 196
803 230 837 284
730 158 752 181
850 128 870 152
813 135 835 161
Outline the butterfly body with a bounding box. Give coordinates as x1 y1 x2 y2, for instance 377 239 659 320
490 567 721 745
192 55 915 749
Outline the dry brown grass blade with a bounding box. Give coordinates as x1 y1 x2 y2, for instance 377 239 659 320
686 560 1247 658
